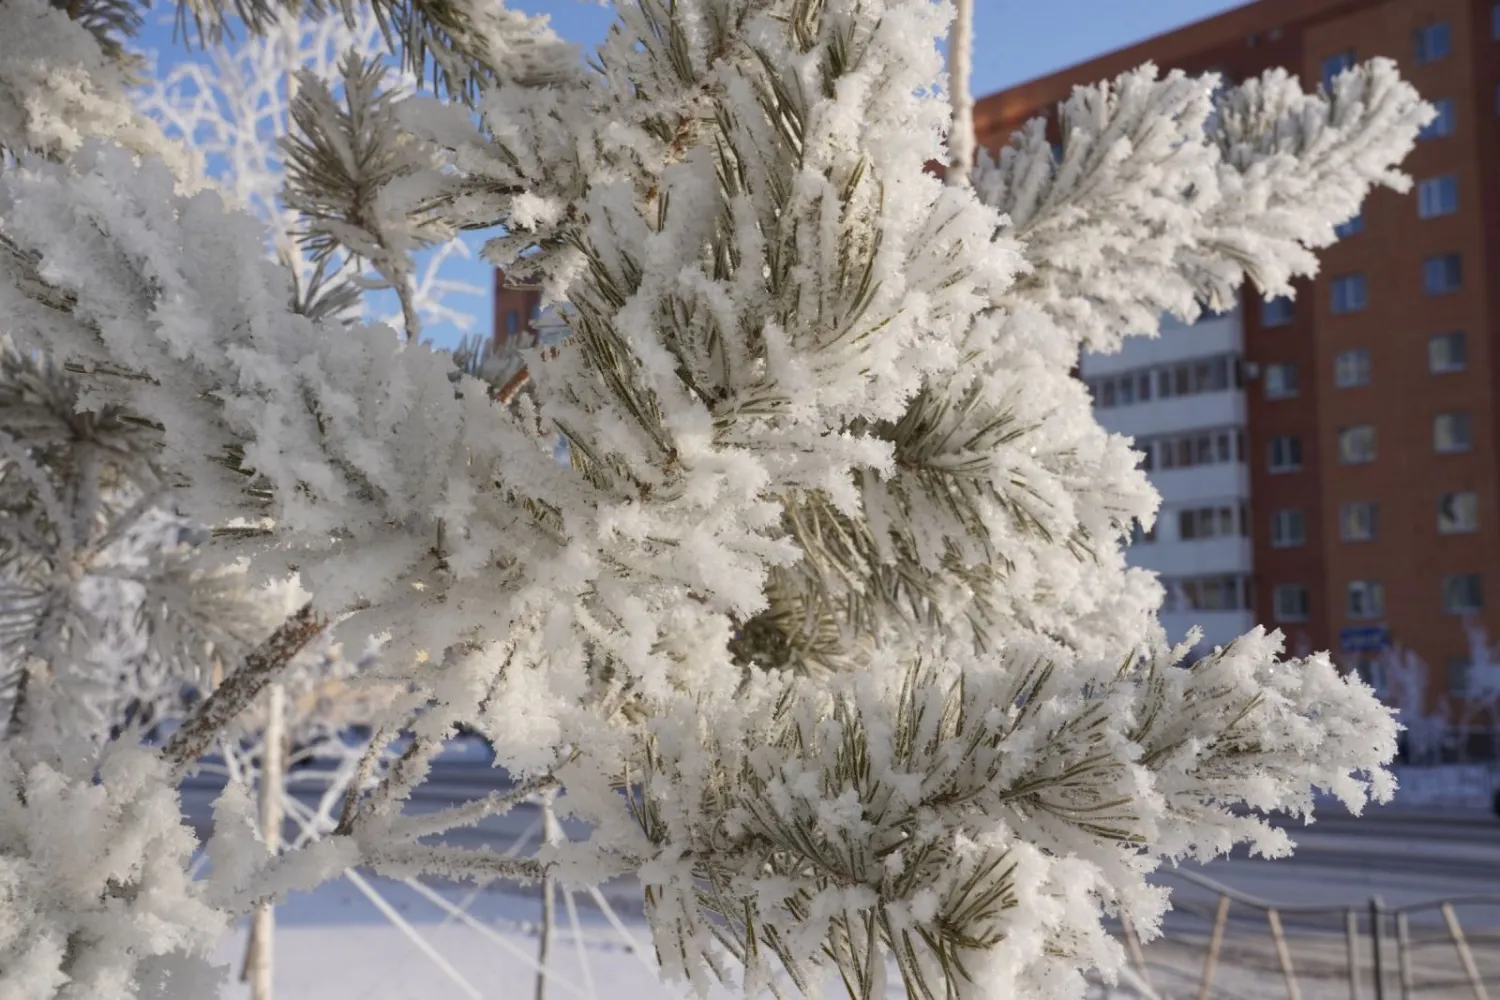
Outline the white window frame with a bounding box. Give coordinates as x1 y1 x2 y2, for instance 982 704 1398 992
1417 175 1459 219
1270 509 1306 548
1340 501 1378 542
1413 21 1452 64
1424 253 1462 295
1264 362 1298 400
1438 491 1479 534
1443 573 1484 615
1330 273 1369 314
1347 580 1385 621
1261 296 1294 328
1338 424 1377 465
1273 584 1310 623
1268 435 1302 473
1434 411 1472 454
1428 331 1466 374
1334 348 1371 388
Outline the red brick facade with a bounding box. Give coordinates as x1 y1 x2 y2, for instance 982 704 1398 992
492 270 543 356
975 0 1500 702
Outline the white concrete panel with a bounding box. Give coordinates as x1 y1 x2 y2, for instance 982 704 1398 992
1126 537 1253 577
1149 463 1251 505
1078 309 1243 378
1094 390 1247 440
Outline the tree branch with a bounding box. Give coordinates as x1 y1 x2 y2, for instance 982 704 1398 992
165 602 325 774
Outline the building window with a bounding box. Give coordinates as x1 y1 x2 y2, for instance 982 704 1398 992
1330 274 1369 314
1334 348 1372 388
1164 576 1249 613
1270 509 1306 548
1321 50 1355 91
1438 491 1479 534
1264 362 1298 399
1428 332 1466 374
1422 97 1456 138
1141 428 1244 472
1413 21 1452 64
1417 175 1459 218
1273 584 1311 623
1268 435 1302 473
1347 580 1385 621
1261 295 1294 327
1334 210 1364 239
1424 253 1462 295
1178 505 1241 541
1434 411 1473 453
1339 424 1377 464
505 310 520 335
1443 573 1484 614
1129 520 1157 546
1196 356 1231 392
1340 501 1378 542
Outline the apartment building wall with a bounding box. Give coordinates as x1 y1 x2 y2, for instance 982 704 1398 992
974 0 1500 704
1079 311 1255 654
492 270 543 355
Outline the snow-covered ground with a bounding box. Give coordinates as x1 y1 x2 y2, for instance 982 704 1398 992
213 875 679 1000
196 751 1499 999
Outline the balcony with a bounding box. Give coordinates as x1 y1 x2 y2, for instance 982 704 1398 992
1079 309 1243 378
1095 389 1246 441
1126 536 1253 578
1159 609 1257 653
1148 463 1251 505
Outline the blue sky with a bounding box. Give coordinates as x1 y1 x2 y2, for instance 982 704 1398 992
138 0 1248 349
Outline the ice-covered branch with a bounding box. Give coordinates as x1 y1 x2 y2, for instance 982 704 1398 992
975 59 1432 351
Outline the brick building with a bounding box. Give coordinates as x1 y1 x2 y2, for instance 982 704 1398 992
492 269 543 358
976 0 1500 703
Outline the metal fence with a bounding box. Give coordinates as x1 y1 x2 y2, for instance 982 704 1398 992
1117 872 1499 1000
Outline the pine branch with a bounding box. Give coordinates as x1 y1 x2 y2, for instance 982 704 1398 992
51 0 144 75
282 52 438 339
164 602 326 773
173 0 582 105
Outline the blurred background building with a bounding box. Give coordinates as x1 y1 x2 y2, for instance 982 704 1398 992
976 0 1500 719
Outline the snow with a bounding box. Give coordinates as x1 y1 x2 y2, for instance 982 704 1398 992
211 876 677 1000
0 0 1446 997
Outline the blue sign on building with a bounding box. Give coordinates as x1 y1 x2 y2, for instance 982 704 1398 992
1338 625 1390 653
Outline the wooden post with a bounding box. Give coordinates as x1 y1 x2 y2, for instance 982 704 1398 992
1267 908 1302 1000
1370 898 1386 1000
1346 909 1362 1000
1198 895 1231 1000
1396 912 1413 1000
1441 903 1490 1000
1121 915 1155 994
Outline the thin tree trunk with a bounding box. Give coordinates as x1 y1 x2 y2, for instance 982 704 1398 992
947 0 976 186
247 682 287 1000
534 790 563 1000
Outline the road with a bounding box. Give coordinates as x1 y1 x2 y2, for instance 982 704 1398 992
1181 812 1500 905
180 755 1500 923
